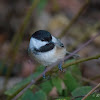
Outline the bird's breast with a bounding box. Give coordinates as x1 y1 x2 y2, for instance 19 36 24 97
31 46 66 66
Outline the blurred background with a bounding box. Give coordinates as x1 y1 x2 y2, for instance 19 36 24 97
0 0 100 99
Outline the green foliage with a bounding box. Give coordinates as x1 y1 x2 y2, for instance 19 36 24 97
18 89 34 100
5 60 98 100
40 80 52 94
19 90 47 100
69 63 82 84
66 59 82 77
72 86 92 100
70 63 81 77
5 72 42 96
86 93 100 100
62 88 69 97
32 90 47 100
71 86 100 100
36 65 45 72
64 71 79 92
72 86 92 97
52 77 63 94
56 97 71 100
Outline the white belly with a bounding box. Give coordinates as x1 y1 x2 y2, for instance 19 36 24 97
32 47 66 66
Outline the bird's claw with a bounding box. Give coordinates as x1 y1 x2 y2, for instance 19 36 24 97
58 62 63 71
43 66 50 79
43 75 50 79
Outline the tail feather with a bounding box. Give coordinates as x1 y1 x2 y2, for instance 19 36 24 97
66 51 80 59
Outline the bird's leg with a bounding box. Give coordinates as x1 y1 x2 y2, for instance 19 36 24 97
43 66 47 79
43 66 50 79
58 61 63 71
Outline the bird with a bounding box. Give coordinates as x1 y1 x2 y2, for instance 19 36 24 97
28 30 79 78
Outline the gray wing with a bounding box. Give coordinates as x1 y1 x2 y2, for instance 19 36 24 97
52 36 64 48
52 36 80 58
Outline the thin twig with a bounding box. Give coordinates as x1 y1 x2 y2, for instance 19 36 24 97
63 32 100 61
62 54 100 70
82 83 100 100
12 32 100 100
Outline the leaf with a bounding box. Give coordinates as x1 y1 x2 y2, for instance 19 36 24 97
56 97 71 100
40 80 52 94
19 90 47 100
70 64 81 77
64 71 79 92
71 86 92 100
18 89 34 100
72 86 92 97
36 65 46 73
65 59 75 65
70 64 82 85
5 72 41 96
86 93 100 100
52 77 63 94
65 59 82 78
72 86 100 100
63 89 69 97
33 90 47 100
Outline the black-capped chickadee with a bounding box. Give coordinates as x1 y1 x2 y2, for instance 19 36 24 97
28 30 78 78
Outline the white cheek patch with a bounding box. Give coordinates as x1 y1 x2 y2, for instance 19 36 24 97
29 37 47 49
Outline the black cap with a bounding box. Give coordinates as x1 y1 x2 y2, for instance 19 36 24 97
31 30 52 42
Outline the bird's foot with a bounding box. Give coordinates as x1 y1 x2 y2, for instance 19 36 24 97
43 73 46 79
58 61 64 72
43 66 50 79
43 74 50 79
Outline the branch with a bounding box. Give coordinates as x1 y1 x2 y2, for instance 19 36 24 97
82 83 100 100
49 54 100 75
12 32 100 100
63 32 100 61
63 54 100 69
